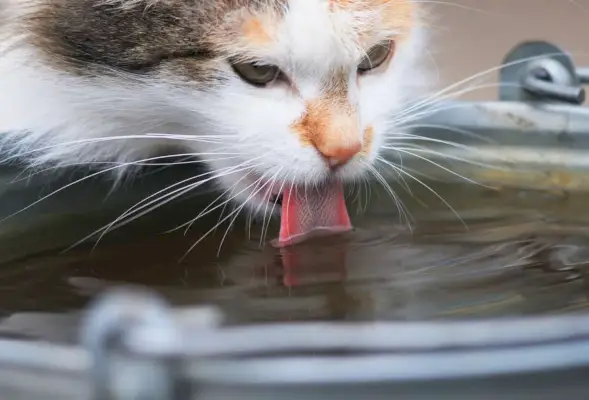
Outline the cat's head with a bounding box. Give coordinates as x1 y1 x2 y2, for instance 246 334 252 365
1 0 429 213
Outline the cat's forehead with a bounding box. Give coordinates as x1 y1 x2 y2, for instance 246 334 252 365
212 0 415 66
23 0 415 77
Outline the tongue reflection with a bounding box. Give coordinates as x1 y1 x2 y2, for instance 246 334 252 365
274 179 352 248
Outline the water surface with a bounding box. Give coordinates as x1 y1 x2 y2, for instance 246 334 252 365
1 177 588 343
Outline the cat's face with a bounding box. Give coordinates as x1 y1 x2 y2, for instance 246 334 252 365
5 0 428 214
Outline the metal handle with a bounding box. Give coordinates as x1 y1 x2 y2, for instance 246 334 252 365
81 287 181 400
522 67 586 105
576 67 589 84
499 41 586 105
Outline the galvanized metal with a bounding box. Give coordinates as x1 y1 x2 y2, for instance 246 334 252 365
499 40 584 104
1 288 589 399
379 100 589 191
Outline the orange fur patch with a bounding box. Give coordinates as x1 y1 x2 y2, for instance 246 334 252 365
332 0 415 46
378 0 414 32
329 0 354 10
241 17 272 46
290 68 363 164
361 125 374 155
290 99 361 162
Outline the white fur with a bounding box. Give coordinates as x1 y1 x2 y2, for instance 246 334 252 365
0 0 430 216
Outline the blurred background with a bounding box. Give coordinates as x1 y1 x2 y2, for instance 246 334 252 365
431 0 589 100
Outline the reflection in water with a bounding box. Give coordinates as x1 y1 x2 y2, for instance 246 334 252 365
1 179 589 342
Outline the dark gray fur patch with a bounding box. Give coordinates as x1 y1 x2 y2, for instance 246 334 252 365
23 0 286 81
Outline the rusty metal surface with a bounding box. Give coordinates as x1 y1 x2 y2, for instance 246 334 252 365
381 100 589 191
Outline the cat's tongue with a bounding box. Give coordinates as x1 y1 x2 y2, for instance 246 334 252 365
275 180 352 247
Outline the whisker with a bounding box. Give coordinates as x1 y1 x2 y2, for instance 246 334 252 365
258 171 286 246
114 155 262 221
376 154 453 185
9 152 245 183
259 168 286 245
380 159 467 229
273 178 296 247
386 147 488 187
166 169 258 235
63 161 261 252
381 144 504 176
389 124 496 146
396 54 567 117
0 157 187 225
363 161 414 229
350 178 362 215
180 173 274 260
377 151 414 195
411 0 507 18
171 165 275 236
362 175 372 214
92 161 262 247
0 133 239 165
392 81 529 125
216 169 282 256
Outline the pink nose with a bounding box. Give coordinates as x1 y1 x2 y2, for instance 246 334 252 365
316 141 362 168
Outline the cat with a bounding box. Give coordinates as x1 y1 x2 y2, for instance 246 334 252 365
0 0 430 241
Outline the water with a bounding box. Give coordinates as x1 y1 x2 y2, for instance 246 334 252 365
1 175 589 343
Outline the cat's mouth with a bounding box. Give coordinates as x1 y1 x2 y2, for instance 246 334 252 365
269 193 283 206
245 177 283 208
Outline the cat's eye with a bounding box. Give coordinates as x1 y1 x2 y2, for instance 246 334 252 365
357 41 394 73
231 62 281 86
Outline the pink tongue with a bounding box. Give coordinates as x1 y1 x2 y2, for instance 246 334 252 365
275 180 352 248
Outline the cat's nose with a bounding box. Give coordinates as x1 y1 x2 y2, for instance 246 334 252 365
316 140 362 168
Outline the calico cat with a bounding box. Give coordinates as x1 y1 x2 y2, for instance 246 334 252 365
0 0 429 244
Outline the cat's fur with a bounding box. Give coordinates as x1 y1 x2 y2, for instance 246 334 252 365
0 0 430 213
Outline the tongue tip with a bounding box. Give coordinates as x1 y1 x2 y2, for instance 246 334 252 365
275 180 351 248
